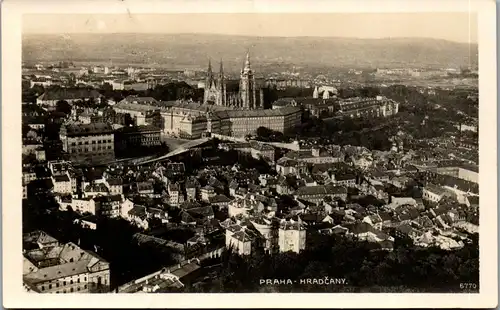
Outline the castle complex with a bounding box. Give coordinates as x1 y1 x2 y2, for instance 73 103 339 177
156 52 301 139
109 53 302 139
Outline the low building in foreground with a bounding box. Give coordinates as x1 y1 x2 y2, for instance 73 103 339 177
23 230 110 293
116 259 202 293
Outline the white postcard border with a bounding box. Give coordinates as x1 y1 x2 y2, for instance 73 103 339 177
2 0 497 308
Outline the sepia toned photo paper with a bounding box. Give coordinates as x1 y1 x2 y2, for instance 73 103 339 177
2 0 498 308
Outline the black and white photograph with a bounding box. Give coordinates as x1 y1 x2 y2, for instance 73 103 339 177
2 0 498 308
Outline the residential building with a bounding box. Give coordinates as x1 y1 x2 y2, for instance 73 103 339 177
105 178 123 195
434 165 479 184
74 215 98 230
295 184 348 204
36 88 103 108
48 160 72 176
22 142 46 162
23 167 37 184
116 260 201 293
185 178 199 201
168 182 184 207
83 183 110 198
422 184 448 203
337 96 399 118
276 158 308 176
228 196 264 218
113 96 160 126
332 173 357 186
57 196 98 215
23 182 28 199
59 123 115 164
51 174 72 194
278 219 306 254
137 181 154 196
225 225 260 256
23 231 110 293
282 148 343 164
220 141 275 163
200 186 216 202
94 195 124 218
180 205 215 226
114 125 161 152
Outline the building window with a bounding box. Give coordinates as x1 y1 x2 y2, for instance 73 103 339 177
70 288 74 292
49 284 52 289
41 286 45 291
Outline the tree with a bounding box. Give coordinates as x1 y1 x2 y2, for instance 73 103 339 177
256 127 272 139
124 114 134 127
22 124 33 138
55 100 72 115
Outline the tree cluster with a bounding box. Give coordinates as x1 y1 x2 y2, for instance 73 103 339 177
99 82 204 103
192 231 479 293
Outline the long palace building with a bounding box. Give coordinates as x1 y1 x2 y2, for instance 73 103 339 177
161 102 301 139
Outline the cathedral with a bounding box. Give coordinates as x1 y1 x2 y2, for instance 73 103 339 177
203 52 264 109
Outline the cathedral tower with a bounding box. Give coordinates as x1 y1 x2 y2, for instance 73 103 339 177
313 86 319 99
239 52 257 109
218 59 227 106
203 59 216 104
203 58 226 106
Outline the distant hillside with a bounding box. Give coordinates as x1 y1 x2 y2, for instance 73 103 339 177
22 33 478 71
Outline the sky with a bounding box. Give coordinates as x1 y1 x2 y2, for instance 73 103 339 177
23 13 478 44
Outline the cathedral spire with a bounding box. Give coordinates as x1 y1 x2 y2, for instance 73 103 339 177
219 59 224 76
206 58 215 87
244 50 251 69
208 58 212 73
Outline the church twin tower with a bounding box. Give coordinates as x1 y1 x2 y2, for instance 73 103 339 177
203 52 261 110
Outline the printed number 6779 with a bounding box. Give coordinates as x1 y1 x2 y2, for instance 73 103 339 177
460 283 478 289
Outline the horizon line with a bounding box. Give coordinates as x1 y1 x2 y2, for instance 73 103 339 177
22 32 478 45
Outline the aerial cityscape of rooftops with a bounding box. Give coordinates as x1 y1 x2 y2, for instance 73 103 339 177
22 13 479 294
